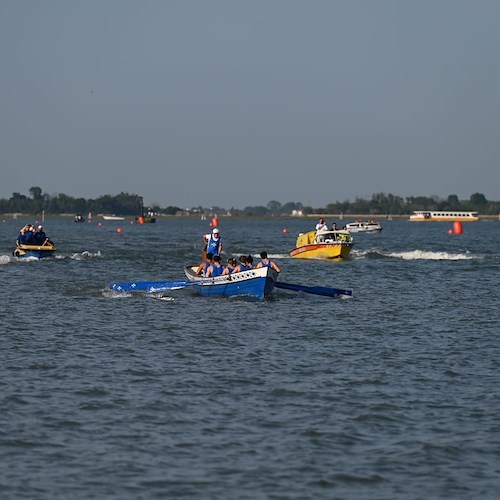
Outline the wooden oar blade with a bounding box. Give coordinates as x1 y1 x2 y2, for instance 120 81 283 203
275 281 352 298
109 280 192 292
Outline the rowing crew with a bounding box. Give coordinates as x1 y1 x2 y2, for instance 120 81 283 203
16 223 54 247
197 251 281 277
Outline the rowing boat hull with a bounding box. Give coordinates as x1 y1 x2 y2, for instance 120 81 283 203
184 266 278 300
289 243 352 260
13 244 56 259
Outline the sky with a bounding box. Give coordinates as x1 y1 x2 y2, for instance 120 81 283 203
1 0 499 209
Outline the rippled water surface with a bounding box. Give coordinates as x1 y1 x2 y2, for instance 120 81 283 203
1 217 499 499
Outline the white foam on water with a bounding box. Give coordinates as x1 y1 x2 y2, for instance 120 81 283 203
102 289 132 298
268 253 290 259
387 250 474 260
148 293 175 301
0 255 12 265
70 251 103 260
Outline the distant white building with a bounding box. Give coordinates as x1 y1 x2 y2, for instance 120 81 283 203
291 209 304 217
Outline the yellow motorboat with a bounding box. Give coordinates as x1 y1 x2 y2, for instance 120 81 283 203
289 230 353 260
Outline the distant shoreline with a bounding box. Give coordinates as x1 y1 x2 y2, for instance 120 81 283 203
2 213 499 221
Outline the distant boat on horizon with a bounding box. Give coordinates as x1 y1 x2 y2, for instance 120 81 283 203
409 211 479 222
102 215 125 221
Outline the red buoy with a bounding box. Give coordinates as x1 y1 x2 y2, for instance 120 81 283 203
453 221 463 234
448 229 454 235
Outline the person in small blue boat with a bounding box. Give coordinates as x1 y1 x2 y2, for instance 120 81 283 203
222 257 237 275
16 224 34 246
246 255 254 269
32 225 52 246
232 255 252 273
196 252 214 276
256 251 281 272
206 255 224 277
204 228 222 257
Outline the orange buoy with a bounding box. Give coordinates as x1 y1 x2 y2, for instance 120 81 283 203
453 221 463 234
212 217 219 227
448 229 454 235
138 216 144 224
117 227 123 233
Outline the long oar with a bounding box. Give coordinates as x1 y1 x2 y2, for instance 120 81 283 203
275 281 352 298
109 279 193 292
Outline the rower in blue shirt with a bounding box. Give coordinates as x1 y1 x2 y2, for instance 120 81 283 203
256 251 281 272
206 255 224 277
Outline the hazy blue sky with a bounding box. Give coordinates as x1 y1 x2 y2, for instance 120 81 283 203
1 1 499 208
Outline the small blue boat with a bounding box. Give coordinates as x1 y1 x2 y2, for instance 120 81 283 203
13 244 56 259
184 265 278 300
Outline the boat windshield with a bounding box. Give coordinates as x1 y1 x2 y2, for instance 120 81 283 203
314 230 351 243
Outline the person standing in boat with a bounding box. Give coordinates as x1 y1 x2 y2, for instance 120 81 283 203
315 218 328 232
203 228 222 258
206 255 224 277
256 251 281 272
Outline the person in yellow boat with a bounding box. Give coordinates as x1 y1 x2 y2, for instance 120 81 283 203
315 218 328 231
32 225 53 246
16 224 34 246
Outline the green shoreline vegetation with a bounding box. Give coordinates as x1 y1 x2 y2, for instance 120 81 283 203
1 187 499 218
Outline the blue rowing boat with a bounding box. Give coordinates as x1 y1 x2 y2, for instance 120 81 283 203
109 269 352 300
183 265 278 300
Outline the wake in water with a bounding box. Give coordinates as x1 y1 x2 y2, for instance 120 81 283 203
55 251 103 260
0 255 12 265
352 249 475 260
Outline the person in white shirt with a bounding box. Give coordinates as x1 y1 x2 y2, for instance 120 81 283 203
315 218 328 232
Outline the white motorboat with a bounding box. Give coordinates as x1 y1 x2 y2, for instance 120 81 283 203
345 220 383 233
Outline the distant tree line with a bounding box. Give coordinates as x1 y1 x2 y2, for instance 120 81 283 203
0 188 182 216
0 188 498 216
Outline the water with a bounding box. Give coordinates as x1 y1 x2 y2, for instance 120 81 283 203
1 217 499 499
